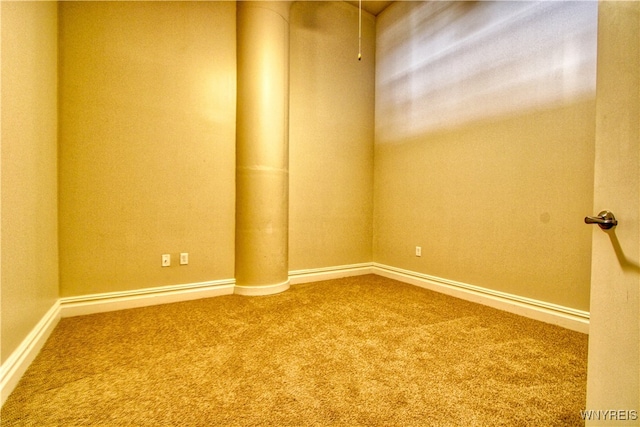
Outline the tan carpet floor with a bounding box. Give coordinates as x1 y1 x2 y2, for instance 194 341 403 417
1 275 588 426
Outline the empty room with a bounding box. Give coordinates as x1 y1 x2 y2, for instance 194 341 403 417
1 0 638 425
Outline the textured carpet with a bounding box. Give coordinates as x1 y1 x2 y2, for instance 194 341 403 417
1 275 588 426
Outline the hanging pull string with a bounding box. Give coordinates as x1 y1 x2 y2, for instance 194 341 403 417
358 0 362 60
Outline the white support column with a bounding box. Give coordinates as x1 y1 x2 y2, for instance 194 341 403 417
235 2 291 296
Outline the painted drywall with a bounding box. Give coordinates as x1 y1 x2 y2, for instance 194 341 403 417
1 1 59 363
374 1 597 311
289 1 374 270
58 2 236 297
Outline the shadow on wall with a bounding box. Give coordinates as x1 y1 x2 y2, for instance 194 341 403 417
376 1 598 143
607 231 640 273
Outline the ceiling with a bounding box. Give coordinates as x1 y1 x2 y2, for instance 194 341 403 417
344 1 394 16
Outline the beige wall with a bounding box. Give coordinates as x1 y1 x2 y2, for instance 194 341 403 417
374 1 597 311
58 2 237 296
289 1 374 270
58 1 373 295
1 1 59 363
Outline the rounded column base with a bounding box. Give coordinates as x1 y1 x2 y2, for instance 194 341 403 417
234 280 290 296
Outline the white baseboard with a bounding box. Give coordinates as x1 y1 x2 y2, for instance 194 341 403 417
373 263 590 334
57 265 374 314
1 301 61 407
60 279 236 318
289 263 374 284
234 280 290 296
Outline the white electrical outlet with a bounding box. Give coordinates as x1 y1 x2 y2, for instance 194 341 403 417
415 246 422 257
162 254 171 267
180 253 189 265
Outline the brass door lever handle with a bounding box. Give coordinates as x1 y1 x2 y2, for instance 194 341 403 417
585 210 618 230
